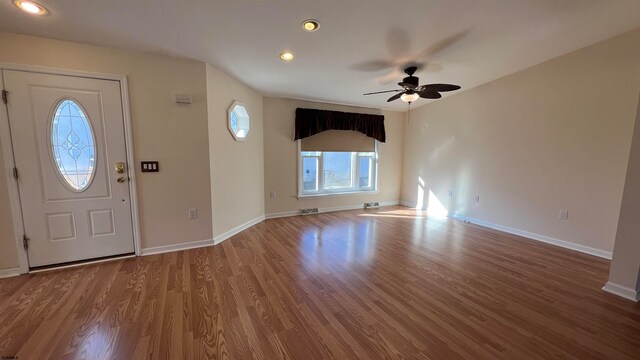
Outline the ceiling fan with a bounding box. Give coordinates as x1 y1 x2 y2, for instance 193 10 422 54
363 66 461 103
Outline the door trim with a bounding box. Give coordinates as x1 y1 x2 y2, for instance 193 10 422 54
0 63 142 274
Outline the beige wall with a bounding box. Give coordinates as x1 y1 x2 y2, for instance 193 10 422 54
0 32 213 260
608 95 640 292
263 97 404 215
401 29 640 254
206 65 265 239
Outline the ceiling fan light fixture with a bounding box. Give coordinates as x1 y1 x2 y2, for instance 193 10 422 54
279 51 294 61
301 19 320 32
13 0 49 15
401 92 419 103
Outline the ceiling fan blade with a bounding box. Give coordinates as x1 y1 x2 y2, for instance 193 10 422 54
385 27 411 59
418 90 442 99
363 89 402 96
422 62 443 73
414 30 470 60
421 84 461 92
379 69 403 85
387 92 404 102
350 59 396 72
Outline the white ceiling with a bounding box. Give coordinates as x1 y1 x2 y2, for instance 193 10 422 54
1 0 639 110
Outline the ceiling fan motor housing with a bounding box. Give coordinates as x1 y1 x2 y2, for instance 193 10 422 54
403 76 419 87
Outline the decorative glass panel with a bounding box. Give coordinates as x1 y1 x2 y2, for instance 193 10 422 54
51 99 96 191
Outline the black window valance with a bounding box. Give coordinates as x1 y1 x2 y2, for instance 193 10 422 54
294 108 386 143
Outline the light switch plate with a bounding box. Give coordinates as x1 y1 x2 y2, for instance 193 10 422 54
141 161 159 172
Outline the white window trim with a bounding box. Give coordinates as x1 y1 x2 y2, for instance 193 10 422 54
297 140 379 198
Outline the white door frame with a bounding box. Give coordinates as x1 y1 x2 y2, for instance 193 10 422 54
0 63 142 274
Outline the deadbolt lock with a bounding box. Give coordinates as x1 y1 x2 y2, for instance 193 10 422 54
117 177 126 183
115 161 126 174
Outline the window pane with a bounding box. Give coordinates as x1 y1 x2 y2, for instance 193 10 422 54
51 99 96 191
323 152 352 190
359 157 372 188
230 111 239 132
302 157 318 191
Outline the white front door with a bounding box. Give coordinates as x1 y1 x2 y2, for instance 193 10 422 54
3 70 134 267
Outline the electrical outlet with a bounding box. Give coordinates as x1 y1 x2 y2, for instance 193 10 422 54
448 190 453 198
475 195 480 204
188 208 198 220
270 191 277 199
559 209 568 220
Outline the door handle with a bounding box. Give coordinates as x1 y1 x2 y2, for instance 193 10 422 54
117 177 127 183
115 161 126 174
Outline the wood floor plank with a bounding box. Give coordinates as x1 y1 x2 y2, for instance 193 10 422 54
1 206 639 359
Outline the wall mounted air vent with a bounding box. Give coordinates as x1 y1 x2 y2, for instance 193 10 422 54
300 208 319 215
364 202 380 209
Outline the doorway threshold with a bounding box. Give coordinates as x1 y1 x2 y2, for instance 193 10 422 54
29 253 135 274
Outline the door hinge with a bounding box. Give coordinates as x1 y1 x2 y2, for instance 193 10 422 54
12 167 18 180
23 234 29 249
1 89 7 105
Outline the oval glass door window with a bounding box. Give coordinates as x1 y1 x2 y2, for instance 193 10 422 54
51 99 96 191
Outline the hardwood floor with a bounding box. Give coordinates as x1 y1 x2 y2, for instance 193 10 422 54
0 206 639 359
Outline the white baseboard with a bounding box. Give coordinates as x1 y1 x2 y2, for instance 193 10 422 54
319 201 399 213
399 200 416 208
141 238 215 256
322 201 612 260
265 201 400 220
213 215 266 245
602 282 640 302
377 200 402 207
265 210 300 219
140 215 267 255
450 214 613 260
0 267 21 279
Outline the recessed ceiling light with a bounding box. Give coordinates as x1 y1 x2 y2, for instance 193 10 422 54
301 19 320 32
13 0 49 15
279 52 294 61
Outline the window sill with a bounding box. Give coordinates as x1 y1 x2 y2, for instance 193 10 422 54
297 190 379 199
